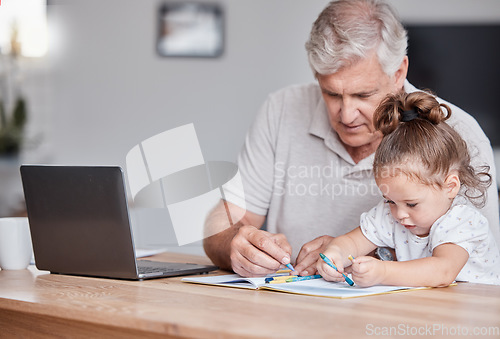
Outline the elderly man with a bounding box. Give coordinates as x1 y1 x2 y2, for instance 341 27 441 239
203 0 499 277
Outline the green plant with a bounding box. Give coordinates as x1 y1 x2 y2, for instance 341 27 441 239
0 97 27 155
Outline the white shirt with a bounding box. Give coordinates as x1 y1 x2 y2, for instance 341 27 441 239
360 199 500 285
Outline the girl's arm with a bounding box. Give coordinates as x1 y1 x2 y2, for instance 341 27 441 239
351 243 469 287
317 227 377 282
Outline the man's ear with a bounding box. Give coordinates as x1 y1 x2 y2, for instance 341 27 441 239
445 172 461 199
394 56 409 91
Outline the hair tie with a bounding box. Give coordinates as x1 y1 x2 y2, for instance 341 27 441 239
401 108 419 122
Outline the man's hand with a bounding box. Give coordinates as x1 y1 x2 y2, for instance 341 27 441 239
350 256 385 287
230 225 293 277
293 235 334 276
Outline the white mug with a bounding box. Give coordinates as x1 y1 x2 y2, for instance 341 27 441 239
0 217 33 270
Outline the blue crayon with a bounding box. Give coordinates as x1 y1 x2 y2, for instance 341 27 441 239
319 253 354 286
264 275 297 283
285 274 322 282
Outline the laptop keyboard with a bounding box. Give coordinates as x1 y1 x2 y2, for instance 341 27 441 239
135 259 217 279
138 265 172 274
137 260 178 274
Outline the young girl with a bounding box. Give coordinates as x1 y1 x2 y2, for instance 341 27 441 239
317 91 500 287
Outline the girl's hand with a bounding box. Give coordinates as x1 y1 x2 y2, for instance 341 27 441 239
316 249 346 283
350 256 386 287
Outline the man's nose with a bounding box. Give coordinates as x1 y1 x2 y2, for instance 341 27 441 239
340 97 359 124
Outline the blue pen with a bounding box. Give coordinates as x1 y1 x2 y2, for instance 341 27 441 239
319 253 354 286
285 263 296 272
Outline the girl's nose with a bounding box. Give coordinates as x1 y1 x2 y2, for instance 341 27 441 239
396 208 409 222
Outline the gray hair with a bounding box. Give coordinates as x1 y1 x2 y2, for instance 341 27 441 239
305 0 407 77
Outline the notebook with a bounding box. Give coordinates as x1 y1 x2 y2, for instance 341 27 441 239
182 274 428 299
20 165 218 280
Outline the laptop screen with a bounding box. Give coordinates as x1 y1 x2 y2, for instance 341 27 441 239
21 165 141 279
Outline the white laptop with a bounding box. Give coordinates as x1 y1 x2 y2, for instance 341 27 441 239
20 165 217 280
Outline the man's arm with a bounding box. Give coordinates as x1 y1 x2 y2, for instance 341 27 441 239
203 200 262 271
203 200 293 277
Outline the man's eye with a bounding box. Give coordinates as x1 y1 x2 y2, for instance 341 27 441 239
357 94 371 99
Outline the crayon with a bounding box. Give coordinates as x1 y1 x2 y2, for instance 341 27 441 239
285 274 322 283
319 253 354 286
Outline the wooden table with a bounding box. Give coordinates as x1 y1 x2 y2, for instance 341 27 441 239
1 252 499 338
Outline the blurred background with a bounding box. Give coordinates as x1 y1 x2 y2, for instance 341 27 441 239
1 0 499 255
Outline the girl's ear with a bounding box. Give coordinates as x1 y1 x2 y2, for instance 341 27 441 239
445 172 461 199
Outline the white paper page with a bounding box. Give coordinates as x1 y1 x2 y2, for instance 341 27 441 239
182 274 267 289
264 278 419 298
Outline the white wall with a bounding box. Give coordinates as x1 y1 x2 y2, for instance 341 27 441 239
43 0 326 167
16 0 500 253
389 0 500 23
37 0 500 167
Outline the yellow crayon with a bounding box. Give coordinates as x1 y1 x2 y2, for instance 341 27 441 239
271 275 298 281
268 280 288 284
348 255 355 262
265 275 298 283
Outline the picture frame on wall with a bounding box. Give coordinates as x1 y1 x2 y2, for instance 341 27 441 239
157 2 224 58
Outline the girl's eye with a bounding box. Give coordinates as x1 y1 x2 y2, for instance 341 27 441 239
407 203 417 208
384 199 395 205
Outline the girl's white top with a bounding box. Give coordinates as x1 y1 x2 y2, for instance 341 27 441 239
361 197 500 285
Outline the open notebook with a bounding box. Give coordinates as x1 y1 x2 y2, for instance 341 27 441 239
182 274 428 299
